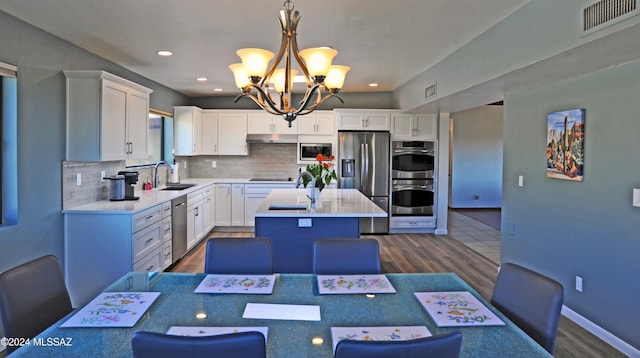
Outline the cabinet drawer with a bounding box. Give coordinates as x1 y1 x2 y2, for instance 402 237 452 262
133 221 162 262
162 241 172 269
162 201 172 218
132 204 163 233
134 248 162 273
162 217 172 243
389 216 436 228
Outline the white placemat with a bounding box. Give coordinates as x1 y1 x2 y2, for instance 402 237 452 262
194 274 276 294
61 292 160 327
317 274 396 294
414 291 505 327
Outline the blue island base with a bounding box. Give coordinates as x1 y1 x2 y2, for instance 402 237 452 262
255 216 360 273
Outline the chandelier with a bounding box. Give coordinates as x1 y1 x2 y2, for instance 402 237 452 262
229 0 350 127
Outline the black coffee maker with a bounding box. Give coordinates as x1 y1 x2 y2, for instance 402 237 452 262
117 170 139 200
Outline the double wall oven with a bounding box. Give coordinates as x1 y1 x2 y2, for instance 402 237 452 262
391 141 436 216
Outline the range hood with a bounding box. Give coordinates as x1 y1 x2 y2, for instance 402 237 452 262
246 134 298 143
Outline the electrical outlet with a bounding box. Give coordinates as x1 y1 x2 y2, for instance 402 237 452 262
508 222 516 236
184 161 187 169
76 173 82 186
575 276 583 292
518 175 524 187
100 171 105 182
211 161 217 168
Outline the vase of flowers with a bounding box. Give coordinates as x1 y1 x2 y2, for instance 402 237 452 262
299 154 337 194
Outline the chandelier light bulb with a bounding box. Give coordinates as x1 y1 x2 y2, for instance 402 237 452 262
236 48 275 82
272 68 298 93
229 63 251 89
324 65 350 91
299 47 338 81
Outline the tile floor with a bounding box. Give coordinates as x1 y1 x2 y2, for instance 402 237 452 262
447 209 501 264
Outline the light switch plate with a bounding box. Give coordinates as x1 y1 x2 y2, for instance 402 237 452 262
633 188 640 207
76 173 82 186
518 175 524 187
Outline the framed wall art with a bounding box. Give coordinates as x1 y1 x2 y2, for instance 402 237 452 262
546 108 585 181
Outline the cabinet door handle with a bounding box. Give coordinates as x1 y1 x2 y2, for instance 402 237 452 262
146 265 154 272
195 207 199 216
145 237 154 243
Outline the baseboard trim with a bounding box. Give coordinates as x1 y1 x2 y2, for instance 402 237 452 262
562 305 639 357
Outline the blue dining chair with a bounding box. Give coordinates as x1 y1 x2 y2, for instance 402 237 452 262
490 262 564 353
0 255 73 353
334 332 463 358
204 237 273 274
313 238 381 275
131 330 266 358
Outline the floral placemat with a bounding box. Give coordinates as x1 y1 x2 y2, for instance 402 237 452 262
61 292 160 327
194 274 276 294
317 274 396 294
414 291 505 327
331 326 431 352
167 326 268 340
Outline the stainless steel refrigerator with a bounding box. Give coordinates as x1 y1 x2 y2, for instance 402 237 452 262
338 131 390 233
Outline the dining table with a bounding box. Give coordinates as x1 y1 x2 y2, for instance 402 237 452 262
10 272 551 357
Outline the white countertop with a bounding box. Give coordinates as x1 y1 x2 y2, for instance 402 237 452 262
63 178 299 214
63 178 217 214
255 188 387 218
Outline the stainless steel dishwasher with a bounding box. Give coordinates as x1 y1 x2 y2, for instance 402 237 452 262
171 195 187 263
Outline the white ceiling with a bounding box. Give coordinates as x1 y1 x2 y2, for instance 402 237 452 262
0 0 528 97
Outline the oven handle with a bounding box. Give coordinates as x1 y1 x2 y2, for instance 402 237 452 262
393 184 434 191
392 149 435 156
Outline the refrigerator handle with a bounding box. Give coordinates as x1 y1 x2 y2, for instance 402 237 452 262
360 143 366 186
364 143 370 184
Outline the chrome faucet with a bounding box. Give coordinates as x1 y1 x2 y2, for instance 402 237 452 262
154 160 170 188
296 171 316 207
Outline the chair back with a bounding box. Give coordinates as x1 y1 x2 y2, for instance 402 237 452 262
313 238 381 275
0 255 73 353
490 262 564 353
334 332 462 358
131 330 266 358
204 237 273 274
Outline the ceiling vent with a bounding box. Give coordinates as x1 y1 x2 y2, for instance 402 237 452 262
424 83 437 99
583 0 637 32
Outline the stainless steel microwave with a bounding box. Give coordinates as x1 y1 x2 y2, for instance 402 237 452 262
299 143 332 161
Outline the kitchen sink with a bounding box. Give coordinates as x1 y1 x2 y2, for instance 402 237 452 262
268 204 307 211
161 183 197 191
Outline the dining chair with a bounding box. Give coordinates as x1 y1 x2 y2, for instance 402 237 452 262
0 255 73 353
131 330 266 358
334 332 463 358
204 237 273 274
490 262 564 353
313 238 381 275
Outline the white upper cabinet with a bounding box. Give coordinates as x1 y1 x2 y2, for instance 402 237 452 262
391 112 437 140
335 109 391 131
297 111 335 135
64 70 152 161
174 108 248 156
174 106 203 156
247 111 298 135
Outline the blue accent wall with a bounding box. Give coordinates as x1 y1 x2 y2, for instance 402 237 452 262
502 60 640 349
0 7 188 316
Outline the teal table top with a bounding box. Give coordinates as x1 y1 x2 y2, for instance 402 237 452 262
12 272 550 357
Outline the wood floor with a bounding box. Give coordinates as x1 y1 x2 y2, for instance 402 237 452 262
171 231 625 358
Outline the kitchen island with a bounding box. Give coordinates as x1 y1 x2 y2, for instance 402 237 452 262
254 188 387 273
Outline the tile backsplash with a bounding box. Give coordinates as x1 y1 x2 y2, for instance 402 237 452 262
183 143 300 180
63 143 301 209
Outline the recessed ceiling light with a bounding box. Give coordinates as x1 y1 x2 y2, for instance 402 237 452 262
196 77 208 82
213 88 223 92
368 83 379 87
156 50 173 56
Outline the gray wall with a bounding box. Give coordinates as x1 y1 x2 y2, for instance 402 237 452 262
0 8 188 318
502 59 640 349
450 105 503 208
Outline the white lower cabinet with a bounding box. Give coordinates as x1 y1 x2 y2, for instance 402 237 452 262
187 184 215 250
64 203 166 306
389 216 436 230
161 201 173 269
231 184 245 226
214 184 232 226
